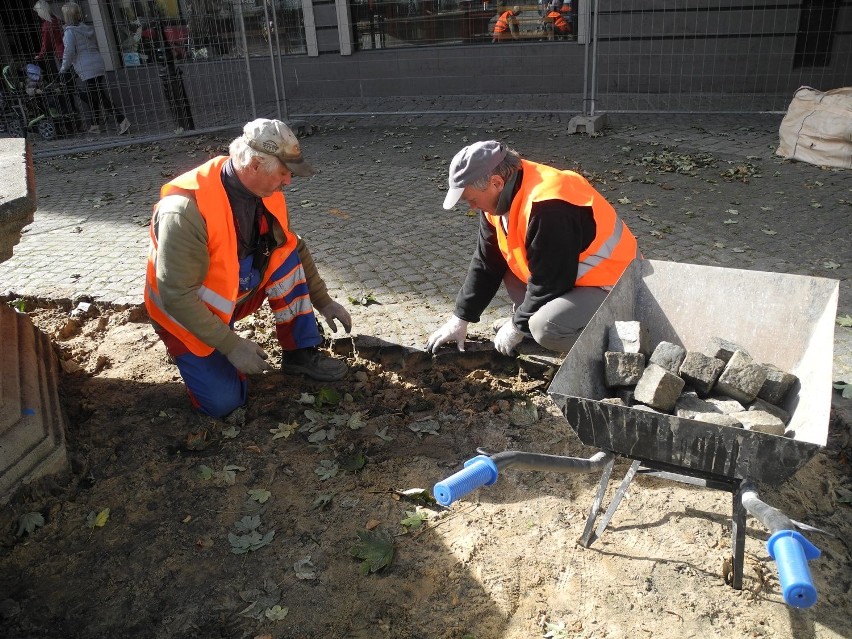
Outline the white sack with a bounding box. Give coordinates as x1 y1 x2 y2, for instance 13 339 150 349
776 86 852 169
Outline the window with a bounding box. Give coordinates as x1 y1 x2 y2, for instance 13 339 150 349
351 0 577 50
108 0 306 67
794 0 840 68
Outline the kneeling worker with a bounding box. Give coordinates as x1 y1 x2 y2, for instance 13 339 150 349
427 140 640 357
145 119 352 418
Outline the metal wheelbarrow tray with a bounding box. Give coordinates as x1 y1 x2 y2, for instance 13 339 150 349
548 259 838 485
434 259 839 608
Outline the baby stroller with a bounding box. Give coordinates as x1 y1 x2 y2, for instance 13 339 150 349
1 63 81 140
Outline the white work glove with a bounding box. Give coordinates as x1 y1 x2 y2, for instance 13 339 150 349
225 336 272 374
426 315 469 353
493 319 524 356
317 300 352 333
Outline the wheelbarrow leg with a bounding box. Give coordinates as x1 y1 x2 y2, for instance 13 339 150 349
594 459 641 542
579 455 617 547
730 482 746 590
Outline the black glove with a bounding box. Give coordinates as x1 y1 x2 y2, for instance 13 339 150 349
57 71 73 86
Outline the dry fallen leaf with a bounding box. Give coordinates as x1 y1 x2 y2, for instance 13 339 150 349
365 519 382 530
328 208 350 219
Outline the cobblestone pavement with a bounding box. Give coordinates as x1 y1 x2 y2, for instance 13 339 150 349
1 110 850 381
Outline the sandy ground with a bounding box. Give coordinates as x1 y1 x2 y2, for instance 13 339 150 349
0 305 850 639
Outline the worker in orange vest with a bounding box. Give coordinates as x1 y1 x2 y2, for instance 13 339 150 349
543 4 570 40
427 141 640 356
492 6 520 42
145 119 352 418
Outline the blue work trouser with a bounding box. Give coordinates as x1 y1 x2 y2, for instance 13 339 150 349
157 249 321 418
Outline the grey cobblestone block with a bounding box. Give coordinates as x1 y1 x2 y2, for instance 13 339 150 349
649 340 686 374
679 352 725 397
604 351 645 388
693 412 743 429
634 363 686 412
758 364 798 405
748 397 791 425
705 337 748 364
716 350 768 404
705 396 745 414
732 410 786 436
607 321 648 354
674 392 717 419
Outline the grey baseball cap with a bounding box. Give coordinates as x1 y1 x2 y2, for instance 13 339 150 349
442 140 508 209
242 118 317 177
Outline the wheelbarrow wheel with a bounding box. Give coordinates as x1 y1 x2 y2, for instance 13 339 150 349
37 119 57 140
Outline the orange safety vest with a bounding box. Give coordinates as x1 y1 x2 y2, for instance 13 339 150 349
494 11 515 34
546 10 568 32
485 159 639 288
144 156 298 356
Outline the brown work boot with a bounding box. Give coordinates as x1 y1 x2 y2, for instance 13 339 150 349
281 347 347 381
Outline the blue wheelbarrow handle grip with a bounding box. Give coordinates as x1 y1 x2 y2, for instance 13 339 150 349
433 455 499 507
767 530 821 608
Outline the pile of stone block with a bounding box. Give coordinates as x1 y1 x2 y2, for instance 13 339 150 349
602 321 798 437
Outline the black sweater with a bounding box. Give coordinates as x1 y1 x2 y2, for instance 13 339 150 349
453 184 596 334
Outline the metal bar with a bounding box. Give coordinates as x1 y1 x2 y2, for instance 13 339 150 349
289 108 582 118
579 456 615 548
731 482 746 590
636 469 737 493
741 480 796 534
489 450 613 473
580 0 590 116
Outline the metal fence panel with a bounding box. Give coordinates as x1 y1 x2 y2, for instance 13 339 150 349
591 0 852 113
1 0 849 155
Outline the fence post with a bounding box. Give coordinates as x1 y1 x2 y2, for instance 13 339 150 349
262 0 283 120
234 0 257 119
568 0 607 134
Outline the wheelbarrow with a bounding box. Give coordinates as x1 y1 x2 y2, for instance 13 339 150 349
434 259 839 609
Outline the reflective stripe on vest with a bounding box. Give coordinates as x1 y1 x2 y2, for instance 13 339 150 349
144 155 298 356
575 217 627 280
485 159 639 288
197 283 237 316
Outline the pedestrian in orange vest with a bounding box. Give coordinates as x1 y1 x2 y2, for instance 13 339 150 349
145 119 352 418
492 6 520 42
427 141 641 356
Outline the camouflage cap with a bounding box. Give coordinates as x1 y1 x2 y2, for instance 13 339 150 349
242 118 316 177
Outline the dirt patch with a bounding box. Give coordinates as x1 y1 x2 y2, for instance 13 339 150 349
1 305 851 639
